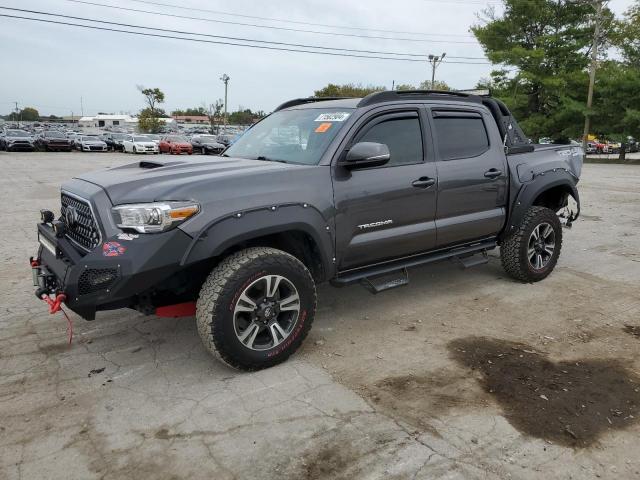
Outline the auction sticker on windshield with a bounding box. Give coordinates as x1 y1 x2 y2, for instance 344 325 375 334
315 112 350 122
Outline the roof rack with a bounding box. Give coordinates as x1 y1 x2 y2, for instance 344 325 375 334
357 90 483 108
274 97 355 112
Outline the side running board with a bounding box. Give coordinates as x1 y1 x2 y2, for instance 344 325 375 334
332 240 496 292
360 268 409 294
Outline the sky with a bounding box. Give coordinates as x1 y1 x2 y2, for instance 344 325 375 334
0 0 634 117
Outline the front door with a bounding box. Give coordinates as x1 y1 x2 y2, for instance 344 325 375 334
430 108 508 247
333 109 438 270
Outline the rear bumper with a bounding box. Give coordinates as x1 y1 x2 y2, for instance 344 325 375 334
33 223 192 320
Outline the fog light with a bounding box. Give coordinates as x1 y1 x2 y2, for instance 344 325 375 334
40 209 55 224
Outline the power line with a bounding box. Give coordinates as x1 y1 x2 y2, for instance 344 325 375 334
0 13 493 63
124 0 479 37
61 0 481 44
0 7 457 58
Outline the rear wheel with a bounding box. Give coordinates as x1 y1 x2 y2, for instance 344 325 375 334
196 247 316 371
500 206 562 282
133 146 137 154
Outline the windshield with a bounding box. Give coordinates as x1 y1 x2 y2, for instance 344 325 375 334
82 136 100 141
133 136 150 142
6 130 29 137
166 136 188 142
224 108 353 165
45 132 65 138
113 133 126 139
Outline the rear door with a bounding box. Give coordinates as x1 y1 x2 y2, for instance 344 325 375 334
333 107 438 270
429 107 508 247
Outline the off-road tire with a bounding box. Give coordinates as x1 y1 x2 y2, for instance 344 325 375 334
196 247 317 371
500 206 562 283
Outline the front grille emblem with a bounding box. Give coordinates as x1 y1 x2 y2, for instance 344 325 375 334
65 206 78 228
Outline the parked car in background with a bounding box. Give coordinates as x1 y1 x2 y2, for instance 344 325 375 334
191 134 226 155
101 132 127 151
215 134 234 147
76 135 107 152
0 129 35 151
144 134 161 145
122 135 159 154
35 131 72 151
67 132 83 149
159 135 193 155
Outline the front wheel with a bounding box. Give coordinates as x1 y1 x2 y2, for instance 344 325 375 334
500 206 562 282
196 247 317 371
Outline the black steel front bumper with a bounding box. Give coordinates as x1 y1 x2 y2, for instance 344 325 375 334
33 223 192 320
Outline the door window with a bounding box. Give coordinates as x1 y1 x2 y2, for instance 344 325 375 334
357 116 423 167
433 115 489 160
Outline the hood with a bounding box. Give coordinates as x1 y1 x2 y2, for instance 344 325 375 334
6 135 33 140
74 157 316 205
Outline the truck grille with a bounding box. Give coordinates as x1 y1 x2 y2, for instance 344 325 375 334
61 193 101 251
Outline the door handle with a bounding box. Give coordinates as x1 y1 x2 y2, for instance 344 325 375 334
484 168 503 179
412 177 436 188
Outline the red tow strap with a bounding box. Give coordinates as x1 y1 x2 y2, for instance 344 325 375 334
41 293 73 345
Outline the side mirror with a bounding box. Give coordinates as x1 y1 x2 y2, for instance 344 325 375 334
338 142 390 169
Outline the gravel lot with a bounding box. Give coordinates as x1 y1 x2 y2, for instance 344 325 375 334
1 151 640 480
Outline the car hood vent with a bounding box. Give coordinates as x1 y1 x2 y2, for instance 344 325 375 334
139 161 165 169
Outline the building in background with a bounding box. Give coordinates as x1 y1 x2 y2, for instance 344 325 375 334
172 115 209 125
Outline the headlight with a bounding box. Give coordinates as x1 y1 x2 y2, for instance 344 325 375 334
112 201 200 233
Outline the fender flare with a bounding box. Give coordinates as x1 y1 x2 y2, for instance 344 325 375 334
180 203 335 280
500 171 580 241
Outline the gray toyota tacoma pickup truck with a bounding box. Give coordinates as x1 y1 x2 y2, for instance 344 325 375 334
31 90 582 370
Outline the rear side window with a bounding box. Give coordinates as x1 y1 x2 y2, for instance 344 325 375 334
433 114 489 160
358 117 423 166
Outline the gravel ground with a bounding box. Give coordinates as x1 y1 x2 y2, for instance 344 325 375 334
1 151 639 480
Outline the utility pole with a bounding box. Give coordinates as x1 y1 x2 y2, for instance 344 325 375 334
428 53 446 90
220 74 230 135
14 102 19 125
582 0 606 157
80 96 84 117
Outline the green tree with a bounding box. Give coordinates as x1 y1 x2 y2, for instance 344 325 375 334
8 107 39 121
136 86 167 133
314 83 385 97
615 0 640 67
172 107 208 116
228 108 256 125
207 99 224 132
138 109 163 133
471 0 615 141
418 80 450 91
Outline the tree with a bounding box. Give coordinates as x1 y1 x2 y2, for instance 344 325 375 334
471 0 614 141
138 109 163 133
172 107 208 116
228 108 256 125
615 0 640 67
136 86 166 133
207 99 224 132
314 83 385 98
418 80 450 91
137 86 165 116
8 107 39 121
